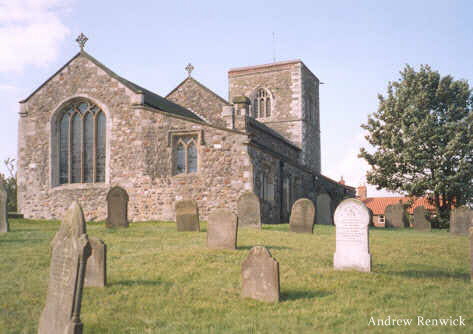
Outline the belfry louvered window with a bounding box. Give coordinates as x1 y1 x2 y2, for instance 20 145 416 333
173 135 198 175
253 88 271 118
58 100 106 184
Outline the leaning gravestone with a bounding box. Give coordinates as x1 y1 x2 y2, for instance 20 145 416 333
413 206 431 232
241 246 279 303
316 192 333 225
85 237 107 287
106 186 129 228
289 198 315 233
38 202 91 334
385 203 408 228
237 192 261 229
0 181 8 233
450 206 472 235
207 208 238 249
333 198 371 272
175 199 200 232
469 227 473 281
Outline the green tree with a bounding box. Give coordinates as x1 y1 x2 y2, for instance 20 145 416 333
0 158 17 212
359 65 473 224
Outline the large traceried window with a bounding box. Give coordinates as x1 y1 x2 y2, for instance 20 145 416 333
253 88 271 118
173 135 198 175
57 100 106 185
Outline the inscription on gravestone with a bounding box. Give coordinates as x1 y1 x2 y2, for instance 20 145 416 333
106 186 129 228
85 237 107 287
385 203 408 228
38 202 91 334
450 206 472 235
237 192 261 229
413 206 431 232
333 198 371 272
0 181 8 233
207 208 238 249
289 198 315 233
175 199 200 232
241 246 279 303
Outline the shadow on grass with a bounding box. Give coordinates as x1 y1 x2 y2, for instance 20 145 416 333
385 269 470 281
280 289 332 301
238 245 292 251
111 279 170 287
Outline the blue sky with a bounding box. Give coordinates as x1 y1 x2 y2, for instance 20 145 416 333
1 0 472 196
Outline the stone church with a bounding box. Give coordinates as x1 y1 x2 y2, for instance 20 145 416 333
17 37 354 223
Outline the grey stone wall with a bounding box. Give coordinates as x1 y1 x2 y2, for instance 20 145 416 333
166 77 230 128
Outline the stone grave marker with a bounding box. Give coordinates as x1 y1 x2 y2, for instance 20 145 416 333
413 206 431 232
385 203 408 228
241 246 279 302
237 192 261 229
0 181 8 233
289 198 315 233
469 227 473 281
85 237 107 287
333 198 371 272
38 202 91 334
106 186 129 228
207 208 238 249
450 206 472 235
316 192 332 225
175 199 200 232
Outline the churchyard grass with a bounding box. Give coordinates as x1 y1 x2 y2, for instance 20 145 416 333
1 219 472 333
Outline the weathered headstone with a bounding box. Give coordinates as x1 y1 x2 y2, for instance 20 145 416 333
0 181 8 233
333 198 371 272
106 186 129 228
85 237 107 287
316 192 332 225
38 202 91 334
289 198 315 233
237 192 261 229
207 209 238 249
385 203 408 228
175 199 200 232
450 206 473 235
241 246 279 303
413 206 431 232
469 227 473 281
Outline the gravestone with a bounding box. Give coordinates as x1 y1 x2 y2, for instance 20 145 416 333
0 181 8 233
85 237 107 287
237 192 261 229
175 199 200 232
450 206 473 235
316 192 332 225
289 198 315 233
469 227 473 281
384 203 408 228
333 198 371 272
241 246 279 303
106 186 129 228
38 202 91 334
413 206 431 232
207 208 238 249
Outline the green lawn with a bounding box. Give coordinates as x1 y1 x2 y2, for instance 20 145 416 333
1 219 472 333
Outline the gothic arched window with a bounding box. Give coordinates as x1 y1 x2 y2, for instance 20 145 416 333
253 88 271 118
57 100 106 185
173 135 198 175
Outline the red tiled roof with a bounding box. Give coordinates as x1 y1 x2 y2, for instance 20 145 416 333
361 196 436 215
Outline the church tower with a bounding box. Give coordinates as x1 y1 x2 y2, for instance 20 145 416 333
228 60 321 173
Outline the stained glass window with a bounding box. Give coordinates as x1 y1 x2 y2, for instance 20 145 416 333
71 113 82 183
173 135 198 175
188 142 197 173
96 112 106 182
84 113 94 182
59 113 69 184
253 88 271 119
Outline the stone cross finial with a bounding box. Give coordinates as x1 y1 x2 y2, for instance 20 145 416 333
76 33 88 51
185 63 194 77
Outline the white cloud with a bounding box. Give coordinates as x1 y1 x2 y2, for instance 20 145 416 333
0 0 73 72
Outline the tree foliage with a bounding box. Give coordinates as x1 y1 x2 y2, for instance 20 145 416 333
359 65 473 220
0 158 17 212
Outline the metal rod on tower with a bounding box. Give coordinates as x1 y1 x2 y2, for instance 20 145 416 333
272 32 276 62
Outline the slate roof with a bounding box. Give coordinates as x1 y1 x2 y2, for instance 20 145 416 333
362 196 436 215
20 51 203 122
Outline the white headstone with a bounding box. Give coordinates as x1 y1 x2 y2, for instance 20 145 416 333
333 198 371 272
